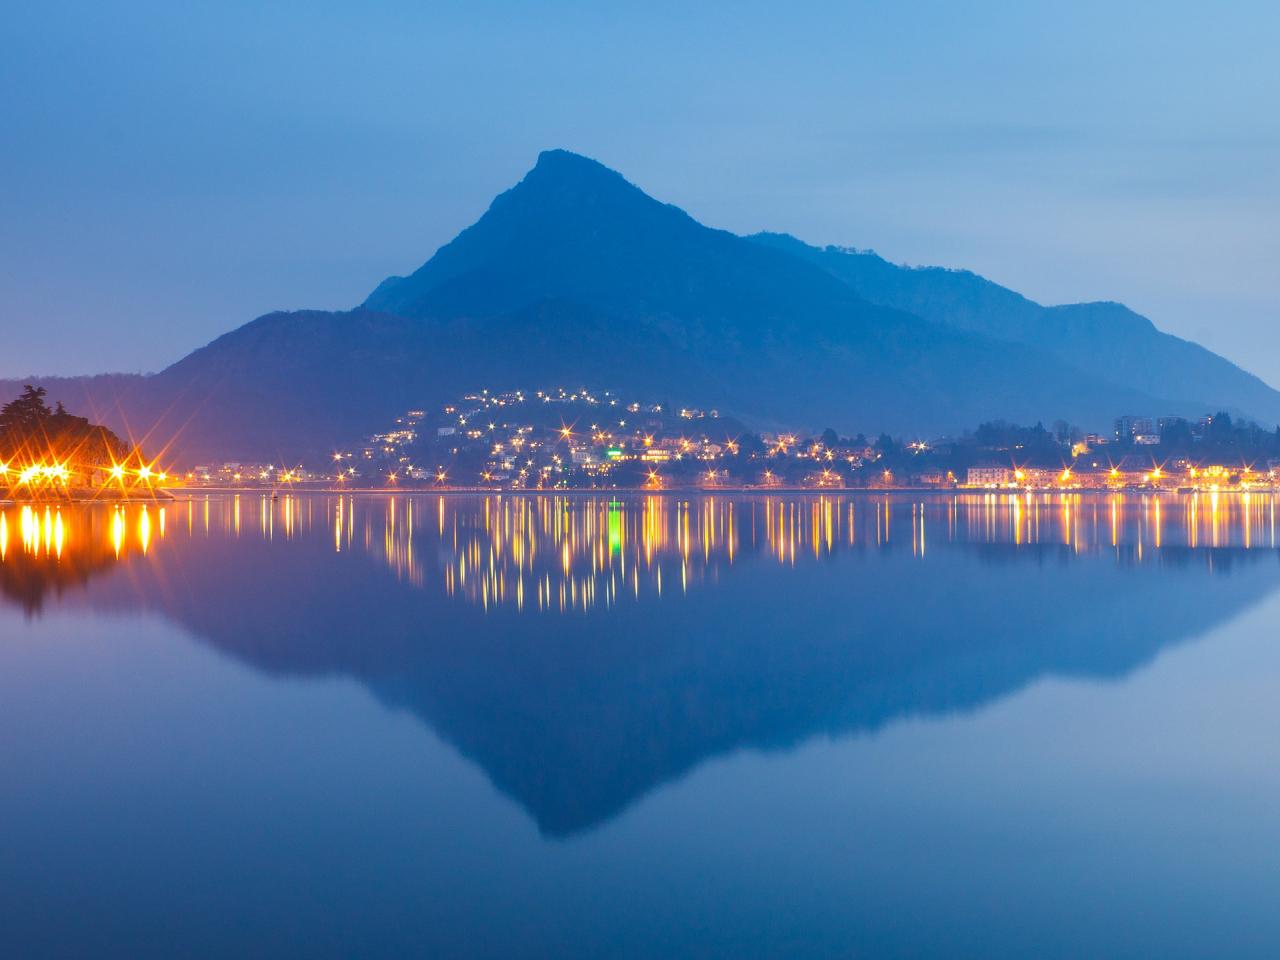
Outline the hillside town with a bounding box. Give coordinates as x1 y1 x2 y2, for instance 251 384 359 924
180 388 1280 493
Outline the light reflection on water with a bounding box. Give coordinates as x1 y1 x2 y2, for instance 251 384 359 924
3 491 1280 958
1 491 1277 614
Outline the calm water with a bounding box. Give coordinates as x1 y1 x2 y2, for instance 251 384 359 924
3 492 1280 958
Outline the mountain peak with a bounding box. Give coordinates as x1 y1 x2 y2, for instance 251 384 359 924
362 148 681 318
516 149 645 203
532 148 611 174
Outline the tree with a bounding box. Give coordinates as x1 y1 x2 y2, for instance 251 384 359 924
736 432 766 457
0 386 128 467
0 385 53 437
1159 418 1193 450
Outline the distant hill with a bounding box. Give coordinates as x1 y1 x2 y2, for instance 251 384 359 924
0 375 144 426
5 149 1275 463
750 232 1280 426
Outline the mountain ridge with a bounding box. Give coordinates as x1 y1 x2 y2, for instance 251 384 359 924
2 149 1275 462
749 231 1280 425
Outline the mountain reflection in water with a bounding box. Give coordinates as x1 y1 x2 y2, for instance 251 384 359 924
2 492 1278 835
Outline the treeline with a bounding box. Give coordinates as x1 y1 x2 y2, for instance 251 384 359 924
863 413 1280 483
0 385 129 465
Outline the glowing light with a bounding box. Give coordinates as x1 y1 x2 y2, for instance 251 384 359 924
138 507 152 554
21 506 36 552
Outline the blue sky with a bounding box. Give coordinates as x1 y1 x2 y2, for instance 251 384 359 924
4 0 1278 384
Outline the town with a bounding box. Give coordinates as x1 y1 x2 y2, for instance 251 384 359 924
181 388 1280 493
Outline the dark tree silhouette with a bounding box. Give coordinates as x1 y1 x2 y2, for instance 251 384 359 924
0 385 53 437
0 385 130 469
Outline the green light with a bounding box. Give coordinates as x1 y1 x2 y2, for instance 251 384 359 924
608 501 621 554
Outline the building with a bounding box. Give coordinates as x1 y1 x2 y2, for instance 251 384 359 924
911 470 953 487
1114 416 1154 442
1107 454 1166 487
967 466 1012 487
1020 468 1060 487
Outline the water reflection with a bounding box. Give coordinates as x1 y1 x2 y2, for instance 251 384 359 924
317 489 1280 606
0 504 166 613
2 492 1279 834
3 492 1277 614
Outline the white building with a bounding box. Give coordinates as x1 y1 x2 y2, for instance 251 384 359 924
967 466 1013 487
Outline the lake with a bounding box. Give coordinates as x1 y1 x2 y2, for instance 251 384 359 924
2 492 1279 958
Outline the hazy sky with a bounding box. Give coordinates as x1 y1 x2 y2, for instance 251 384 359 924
4 0 1279 384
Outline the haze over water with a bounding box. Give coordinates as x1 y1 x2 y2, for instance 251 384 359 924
3 492 1280 958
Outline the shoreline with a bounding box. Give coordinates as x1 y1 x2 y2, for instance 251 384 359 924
0 490 176 504
162 485 1280 498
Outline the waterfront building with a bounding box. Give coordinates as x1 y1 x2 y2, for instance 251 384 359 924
966 466 1013 487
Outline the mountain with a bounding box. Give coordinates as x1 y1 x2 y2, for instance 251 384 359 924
4 149 1276 462
750 232 1280 426
357 150 1183 435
